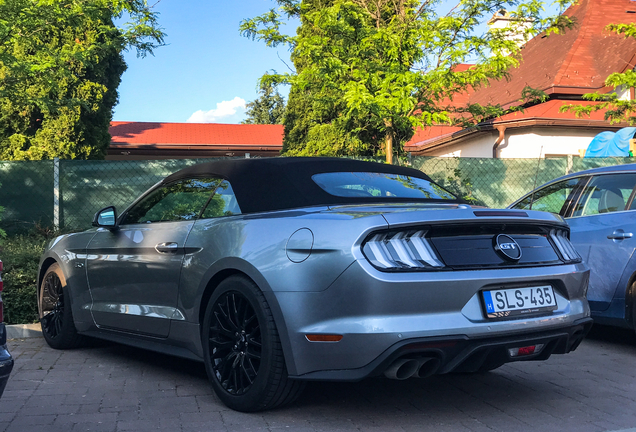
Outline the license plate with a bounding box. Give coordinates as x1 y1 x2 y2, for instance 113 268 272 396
482 286 557 318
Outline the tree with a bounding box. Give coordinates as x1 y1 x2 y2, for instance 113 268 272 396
560 23 636 124
276 0 367 157
242 0 574 162
242 78 287 124
0 0 164 160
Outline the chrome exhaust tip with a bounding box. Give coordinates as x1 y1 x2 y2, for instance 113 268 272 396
383 358 420 380
414 357 441 378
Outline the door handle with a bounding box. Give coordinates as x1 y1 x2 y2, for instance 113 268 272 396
155 242 179 253
607 231 634 240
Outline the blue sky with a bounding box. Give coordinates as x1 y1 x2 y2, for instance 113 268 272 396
113 0 295 124
113 0 564 125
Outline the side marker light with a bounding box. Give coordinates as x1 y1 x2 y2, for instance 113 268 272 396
305 334 343 342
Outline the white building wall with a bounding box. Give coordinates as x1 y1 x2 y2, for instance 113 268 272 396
421 127 603 158
615 85 631 101
430 131 499 158
498 128 599 158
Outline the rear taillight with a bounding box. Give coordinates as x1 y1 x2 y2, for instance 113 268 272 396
0 259 4 323
549 229 581 263
362 230 445 270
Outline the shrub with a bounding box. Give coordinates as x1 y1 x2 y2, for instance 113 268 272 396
1 232 49 324
437 168 487 207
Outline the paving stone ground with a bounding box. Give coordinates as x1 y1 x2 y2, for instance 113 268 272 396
1 325 636 432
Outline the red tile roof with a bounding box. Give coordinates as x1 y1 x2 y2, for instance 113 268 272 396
108 122 284 158
110 122 284 146
469 0 636 108
495 99 614 121
404 100 626 153
407 125 464 147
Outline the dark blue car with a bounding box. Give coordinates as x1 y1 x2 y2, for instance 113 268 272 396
0 260 14 398
511 163 636 332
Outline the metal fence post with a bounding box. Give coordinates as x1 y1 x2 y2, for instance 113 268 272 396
54 157 60 231
567 154 574 175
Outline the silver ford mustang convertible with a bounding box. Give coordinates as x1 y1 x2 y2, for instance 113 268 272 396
38 157 592 411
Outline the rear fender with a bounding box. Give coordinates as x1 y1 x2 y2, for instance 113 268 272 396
192 257 298 375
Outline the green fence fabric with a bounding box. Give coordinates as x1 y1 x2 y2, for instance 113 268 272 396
411 156 636 208
58 158 222 231
0 156 634 233
0 160 54 233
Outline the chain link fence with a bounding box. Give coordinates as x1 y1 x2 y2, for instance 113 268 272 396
0 156 634 233
411 155 636 208
0 160 55 233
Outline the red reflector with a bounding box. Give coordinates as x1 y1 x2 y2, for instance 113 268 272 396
0 280 3 292
518 346 536 356
0 298 3 323
0 260 3 272
305 334 343 342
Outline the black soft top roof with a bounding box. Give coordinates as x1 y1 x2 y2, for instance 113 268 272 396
163 157 458 213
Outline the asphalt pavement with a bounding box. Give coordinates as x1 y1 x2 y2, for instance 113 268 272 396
1 325 636 432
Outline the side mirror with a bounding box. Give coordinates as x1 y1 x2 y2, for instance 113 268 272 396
92 206 118 229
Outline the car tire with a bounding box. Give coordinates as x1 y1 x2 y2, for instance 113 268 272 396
38 263 83 350
631 282 636 333
202 275 305 412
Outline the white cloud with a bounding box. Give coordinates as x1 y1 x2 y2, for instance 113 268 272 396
187 97 246 123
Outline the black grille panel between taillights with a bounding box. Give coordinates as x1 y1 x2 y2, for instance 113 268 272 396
362 223 580 271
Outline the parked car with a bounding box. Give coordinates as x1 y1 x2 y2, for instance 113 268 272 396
38 157 591 412
510 163 636 333
0 260 15 399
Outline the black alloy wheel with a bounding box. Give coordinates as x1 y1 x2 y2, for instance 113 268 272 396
202 275 304 412
209 290 262 395
39 263 82 350
41 271 64 339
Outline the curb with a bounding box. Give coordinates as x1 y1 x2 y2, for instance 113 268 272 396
6 323 41 339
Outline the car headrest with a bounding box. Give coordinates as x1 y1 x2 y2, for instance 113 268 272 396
598 189 625 213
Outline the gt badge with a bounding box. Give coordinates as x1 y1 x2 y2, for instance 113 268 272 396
493 234 522 261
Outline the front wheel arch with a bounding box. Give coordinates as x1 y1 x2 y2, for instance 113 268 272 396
38 262 83 349
38 257 58 290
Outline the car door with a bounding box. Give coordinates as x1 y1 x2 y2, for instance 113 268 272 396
86 177 221 337
564 173 636 311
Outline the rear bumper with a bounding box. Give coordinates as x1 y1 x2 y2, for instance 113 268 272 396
294 317 593 380
273 259 590 377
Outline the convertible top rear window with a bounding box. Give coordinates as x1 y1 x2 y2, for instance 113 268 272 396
312 172 456 200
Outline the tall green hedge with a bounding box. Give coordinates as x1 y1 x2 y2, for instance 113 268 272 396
1 233 48 324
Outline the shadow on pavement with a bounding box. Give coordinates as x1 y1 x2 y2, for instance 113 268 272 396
79 336 207 380
586 323 636 346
